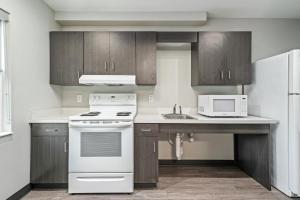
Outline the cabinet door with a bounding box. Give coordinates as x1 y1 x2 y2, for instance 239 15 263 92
50 32 83 85
31 135 68 184
136 32 157 85
51 136 68 183
192 32 226 85
31 136 52 183
109 32 136 75
84 32 110 75
223 32 252 85
134 136 158 184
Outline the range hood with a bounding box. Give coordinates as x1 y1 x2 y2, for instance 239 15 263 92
79 75 136 86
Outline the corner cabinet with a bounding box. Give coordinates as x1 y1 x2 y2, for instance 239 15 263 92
134 124 159 186
84 32 136 75
191 32 252 85
30 123 68 186
50 32 83 86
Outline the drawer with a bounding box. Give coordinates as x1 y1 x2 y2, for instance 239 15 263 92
69 173 133 193
134 124 159 137
31 123 68 136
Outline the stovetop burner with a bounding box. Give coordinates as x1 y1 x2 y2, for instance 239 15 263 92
80 112 101 116
116 112 132 116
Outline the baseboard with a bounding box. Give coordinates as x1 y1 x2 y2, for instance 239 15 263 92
7 184 31 200
134 183 157 188
159 159 235 165
31 183 68 189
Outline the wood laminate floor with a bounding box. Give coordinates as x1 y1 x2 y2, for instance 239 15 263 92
23 165 297 200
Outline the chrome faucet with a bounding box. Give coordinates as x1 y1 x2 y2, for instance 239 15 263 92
173 104 182 115
173 104 177 114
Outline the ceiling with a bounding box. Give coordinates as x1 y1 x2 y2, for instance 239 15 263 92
43 0 300 19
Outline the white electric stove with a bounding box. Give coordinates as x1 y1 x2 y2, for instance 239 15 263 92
68 94 136 194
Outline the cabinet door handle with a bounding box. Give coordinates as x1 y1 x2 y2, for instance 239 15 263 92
111 61 115 72
220 71 224 80
105 61 108 72
64 141 68 153
153 141 156 153
141 128 151 132
228 70 231 80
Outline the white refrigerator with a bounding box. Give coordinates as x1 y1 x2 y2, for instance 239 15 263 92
247 49 300 197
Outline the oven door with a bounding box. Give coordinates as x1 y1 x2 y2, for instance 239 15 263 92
69 121 133 173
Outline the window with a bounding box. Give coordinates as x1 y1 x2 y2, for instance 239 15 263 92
0 8 11 137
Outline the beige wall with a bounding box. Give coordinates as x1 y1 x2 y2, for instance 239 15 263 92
60 19 300 160
0 0 61 199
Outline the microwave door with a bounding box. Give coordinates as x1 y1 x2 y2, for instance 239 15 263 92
212 99 236 115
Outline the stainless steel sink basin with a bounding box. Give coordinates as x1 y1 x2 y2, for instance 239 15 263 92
162 113 195 120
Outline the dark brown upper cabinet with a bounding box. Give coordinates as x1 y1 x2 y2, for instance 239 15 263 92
136 32 157 85
191 32 251 86
84 32 110 75
84 32 136 75
50 32 83 86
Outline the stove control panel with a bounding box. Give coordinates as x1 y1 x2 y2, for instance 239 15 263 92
89 94 137 106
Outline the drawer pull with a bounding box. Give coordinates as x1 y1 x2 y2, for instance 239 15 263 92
153 141 156 153
45 128 59 133
141 128 152 132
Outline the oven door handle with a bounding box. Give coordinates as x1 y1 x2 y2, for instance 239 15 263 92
69 121 132 128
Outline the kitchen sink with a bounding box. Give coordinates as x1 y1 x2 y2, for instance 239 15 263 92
162 113 195 120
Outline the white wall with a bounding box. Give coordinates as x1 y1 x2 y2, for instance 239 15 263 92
60 19 300 160
0 0 61 199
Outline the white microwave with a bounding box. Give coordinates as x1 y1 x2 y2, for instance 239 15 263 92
198 95 248 117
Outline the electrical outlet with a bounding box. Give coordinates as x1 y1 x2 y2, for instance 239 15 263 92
76 95 82 103
148 95 154 104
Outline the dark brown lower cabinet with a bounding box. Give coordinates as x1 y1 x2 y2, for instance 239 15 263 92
30 124 68 185
134 124 159 186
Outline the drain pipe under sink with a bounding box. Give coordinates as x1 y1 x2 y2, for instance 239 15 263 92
176 133 184 160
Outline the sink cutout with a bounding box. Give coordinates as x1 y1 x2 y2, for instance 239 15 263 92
162 114 195 120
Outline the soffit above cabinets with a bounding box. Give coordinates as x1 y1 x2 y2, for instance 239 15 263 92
54 11 207 26
43 0 300 19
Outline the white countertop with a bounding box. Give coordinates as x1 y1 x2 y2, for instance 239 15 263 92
29 107 88 123
29 107 277 124
134 113 277 124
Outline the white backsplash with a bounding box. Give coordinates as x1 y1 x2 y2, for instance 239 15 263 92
61 47 237 160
